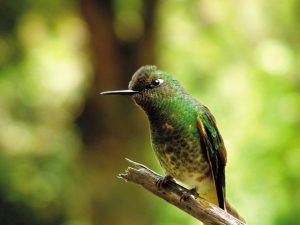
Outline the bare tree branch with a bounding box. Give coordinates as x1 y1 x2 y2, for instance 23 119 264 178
118 159 246 225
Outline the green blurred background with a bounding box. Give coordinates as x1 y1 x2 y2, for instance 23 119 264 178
0 0 299 224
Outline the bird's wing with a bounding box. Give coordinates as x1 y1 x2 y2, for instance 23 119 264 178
196 105 227 209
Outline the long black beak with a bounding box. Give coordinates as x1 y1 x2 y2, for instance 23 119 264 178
100 90 139 96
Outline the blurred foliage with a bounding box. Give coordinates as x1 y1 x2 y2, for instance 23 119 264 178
0 0 89 225
156 1 300 224
0 0 300 225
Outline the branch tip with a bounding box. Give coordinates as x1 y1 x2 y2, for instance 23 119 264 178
119 159 246 225
117 174 128 181
125 158 146 169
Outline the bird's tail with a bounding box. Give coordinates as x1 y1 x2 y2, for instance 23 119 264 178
225 199 246 223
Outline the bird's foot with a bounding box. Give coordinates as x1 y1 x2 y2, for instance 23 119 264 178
156 175 174 189
180 187 199 202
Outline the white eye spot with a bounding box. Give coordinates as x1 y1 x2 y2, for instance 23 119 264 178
152 79 164 87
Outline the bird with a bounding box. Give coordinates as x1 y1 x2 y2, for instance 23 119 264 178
101 65 245 222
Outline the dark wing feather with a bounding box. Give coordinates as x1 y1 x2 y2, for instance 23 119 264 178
196 105 227 209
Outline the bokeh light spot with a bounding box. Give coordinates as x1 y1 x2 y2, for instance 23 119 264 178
255 40 293 75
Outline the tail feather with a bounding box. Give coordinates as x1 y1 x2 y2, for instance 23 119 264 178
225 199 246 223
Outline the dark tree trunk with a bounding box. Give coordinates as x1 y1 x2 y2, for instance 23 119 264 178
77 1 158 224
78 0 158 149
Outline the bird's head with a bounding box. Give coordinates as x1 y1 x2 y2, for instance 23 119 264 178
101 65 186 113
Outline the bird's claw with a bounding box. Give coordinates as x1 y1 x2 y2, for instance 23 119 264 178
156 175 174 189
180 187 199 202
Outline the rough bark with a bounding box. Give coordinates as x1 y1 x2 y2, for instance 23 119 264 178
119 159 246 225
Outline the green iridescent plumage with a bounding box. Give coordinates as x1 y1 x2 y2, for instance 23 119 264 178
128 65 226 208
101 65 244 222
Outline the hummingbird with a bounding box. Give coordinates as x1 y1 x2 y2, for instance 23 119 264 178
101 65 244 222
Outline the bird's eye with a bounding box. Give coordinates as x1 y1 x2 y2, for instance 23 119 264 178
152 79 164 87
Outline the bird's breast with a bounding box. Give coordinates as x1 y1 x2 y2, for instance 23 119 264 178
151 121 210 183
